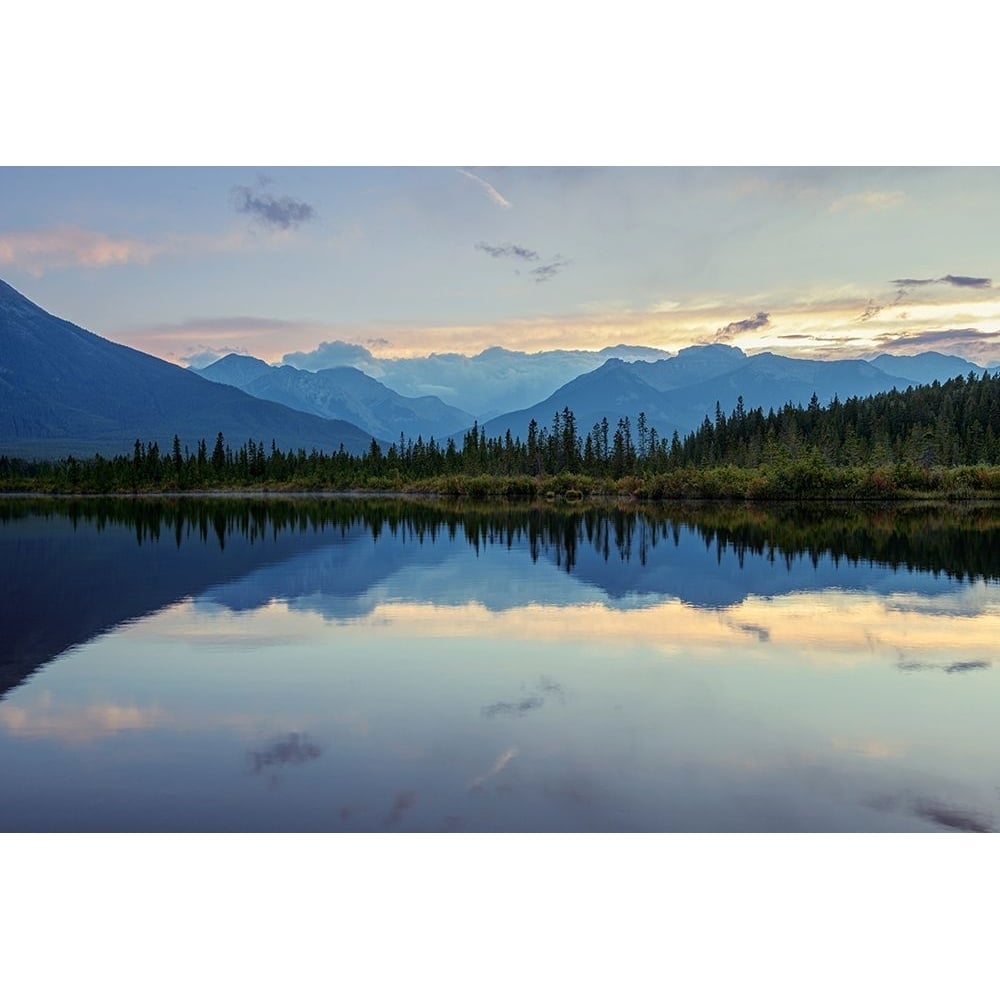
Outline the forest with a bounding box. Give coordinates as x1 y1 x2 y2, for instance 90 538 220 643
2 370 999 500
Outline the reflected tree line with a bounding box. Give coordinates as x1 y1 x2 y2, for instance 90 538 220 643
3 497 999 582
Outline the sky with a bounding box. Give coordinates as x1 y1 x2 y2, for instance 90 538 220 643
3 166 1000 368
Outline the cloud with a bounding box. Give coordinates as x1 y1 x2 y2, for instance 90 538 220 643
282 339 378 371
475 240 569 283
858 300 884 322
457 168 511 208
530 256 570 283
942 274 992 288
715 311 770 342
475 241 540 262
891 274 992 289
872 327 997 356
0 224 159 276
232 179 317 230
829 190 906 213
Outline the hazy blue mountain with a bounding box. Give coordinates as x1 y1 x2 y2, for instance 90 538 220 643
655 352 914 429
279 343 675 419
482 347 917 442
481 358 685 442
630 344 749 391
0 278 376 459
199 354 474 443
869 351 986 384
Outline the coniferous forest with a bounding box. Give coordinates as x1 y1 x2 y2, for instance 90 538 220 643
3 371 999 499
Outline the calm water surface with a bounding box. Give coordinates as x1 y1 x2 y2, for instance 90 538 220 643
1 497 998 832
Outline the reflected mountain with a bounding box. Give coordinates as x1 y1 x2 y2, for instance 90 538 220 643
4 497 999 699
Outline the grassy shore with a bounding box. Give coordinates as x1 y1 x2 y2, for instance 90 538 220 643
3 460 1000 502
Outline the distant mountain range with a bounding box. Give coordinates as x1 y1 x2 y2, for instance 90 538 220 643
2 275 995 461
481 345 990 442
198 353 474 444
0 279 377 459
203 342 995 449
276 342 676 418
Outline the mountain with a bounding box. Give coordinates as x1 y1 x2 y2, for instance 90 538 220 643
482 358 685 442
278 343 675 418
869 351 987 384
482 346 917 443
0 279 377 459
198 354 474 443
629 343 749 391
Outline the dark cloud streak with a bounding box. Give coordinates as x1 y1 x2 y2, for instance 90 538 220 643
475 242 570 282
233 182 317 230
530 256 569 283
716 311 770 342
481 696 544 718
891 274 992 289
475 241 540 261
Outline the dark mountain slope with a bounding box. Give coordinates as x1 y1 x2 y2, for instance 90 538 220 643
0 279 376 458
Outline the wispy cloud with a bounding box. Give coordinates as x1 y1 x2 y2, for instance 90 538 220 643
232 178 317 230
457 168 511 208
475 240 570 283
892 274 992 289
871 327 996 354
530 255 570 283
716 311 770 342
829 190 906 213
248 732 321 775
475 241 539 261
481 696 543 718
857 300 885 322
0 224 159 276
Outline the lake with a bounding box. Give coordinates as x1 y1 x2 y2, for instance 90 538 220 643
1 496 997 832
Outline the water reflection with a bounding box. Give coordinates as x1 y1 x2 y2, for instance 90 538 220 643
1 497 997 831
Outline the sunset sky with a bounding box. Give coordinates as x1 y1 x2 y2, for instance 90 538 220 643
3 166 999 367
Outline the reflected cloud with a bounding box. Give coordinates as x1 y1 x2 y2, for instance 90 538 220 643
732 622 771 643
481 697 543 719
350 590 1000 670
0 696 169 743
537 677 566 700
384 790 417 827
469 747 519 790
914 799 995 832
248 732 321 775
830 737 905 760
898 659 990 673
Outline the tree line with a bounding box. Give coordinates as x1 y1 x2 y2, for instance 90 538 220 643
2 370 999 498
